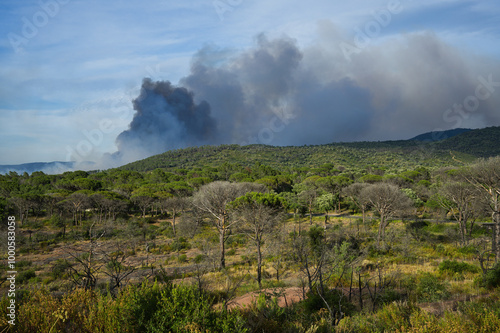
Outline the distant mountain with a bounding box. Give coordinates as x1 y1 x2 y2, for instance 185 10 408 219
0 162 75 175
410 128 472 142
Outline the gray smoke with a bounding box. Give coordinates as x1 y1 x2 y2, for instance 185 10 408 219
114 79 217 162
113 25 500 164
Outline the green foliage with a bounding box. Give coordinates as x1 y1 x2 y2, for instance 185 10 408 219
146 284 247 333
302 289 355 317
359 174 383 183
0 196 9 221
480 262 500 289
51 259 72 280
170 237 191 252
194 254 205 264
17 269 36 284
316 193 336 213
416 273 450 302
401 188 424 207
438 260 480 275
118 128 500 174
230 191 285 210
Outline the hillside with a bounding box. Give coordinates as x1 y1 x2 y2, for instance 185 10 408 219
119 126 500 173
409 128 472 141
433 126 500 158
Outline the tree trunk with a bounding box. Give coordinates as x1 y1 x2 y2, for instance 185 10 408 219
377 215 384 249
171 209 177 237
219 229 226 269
309 204 313 225
257 238 262 289
494 210 500 260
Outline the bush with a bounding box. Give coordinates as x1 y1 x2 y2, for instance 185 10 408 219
416 273 450 302
17 269 36 284
177 254 188 263
480 262 500 289
51 259 72 280
16 260 32 268
194 254 205 264
302 289 355 318
457 244 478 255
376 288 406 306
170 237 191 251
146 284 247 332
336 301 420 333
438 260 480 275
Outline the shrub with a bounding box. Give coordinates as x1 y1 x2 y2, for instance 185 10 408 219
170 237 191 251
376 288 406 306
457 244 478 255
416 273 450 302
336 301 420 333
16 260 32 268
438 260 480 275
302 289 355 318
177 254 188 263
480 262 500 289
51 259 72 280
17 270 36 284
194 254 205 264
146 284 247 332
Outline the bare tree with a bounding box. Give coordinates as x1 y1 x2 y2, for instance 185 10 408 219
192 181 265 269
65 223 105 290
361 183 414 249
8 196 33 225
62 192 91 225
267 226 288 283
437 182 483 246
295 178 321 225
230 192 285 288
131 194 155 218
102 247 136 293
291 225 327 293
163 196 188 237
465 156 500 258
343 183 370 224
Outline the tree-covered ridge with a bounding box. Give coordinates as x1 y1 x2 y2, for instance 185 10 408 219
118 126 500 173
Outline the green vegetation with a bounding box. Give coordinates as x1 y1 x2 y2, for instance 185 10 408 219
1 129 500 331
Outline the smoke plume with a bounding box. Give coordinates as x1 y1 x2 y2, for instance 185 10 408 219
112 24 500 165
114 79 217 162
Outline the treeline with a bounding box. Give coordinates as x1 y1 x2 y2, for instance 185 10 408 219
1 156 499 250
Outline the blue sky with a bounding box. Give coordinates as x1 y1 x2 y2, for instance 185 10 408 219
1 0 499 165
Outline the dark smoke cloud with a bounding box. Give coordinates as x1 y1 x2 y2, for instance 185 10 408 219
114 78 216 162
112 25 500 165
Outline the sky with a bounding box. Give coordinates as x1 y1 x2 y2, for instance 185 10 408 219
0 0 500 167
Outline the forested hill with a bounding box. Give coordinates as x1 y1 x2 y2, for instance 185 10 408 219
118 126 500 173
409 128 472 142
